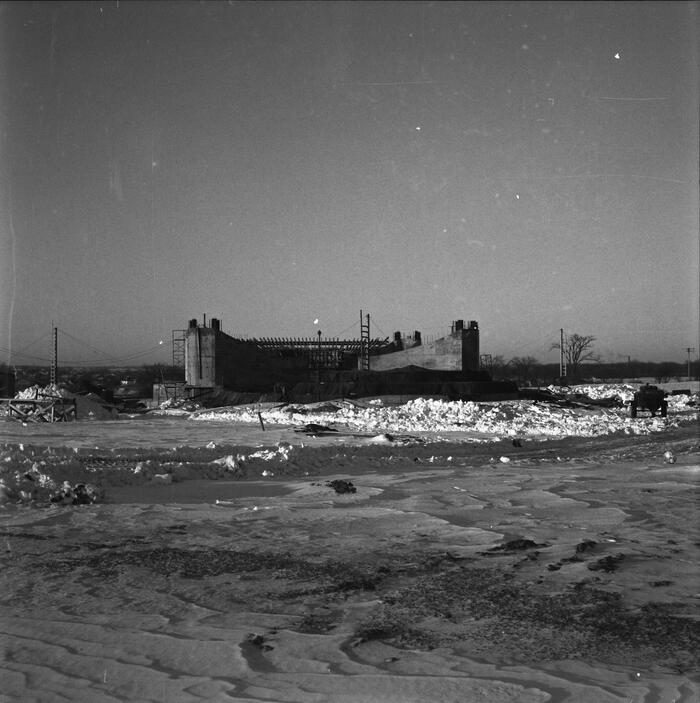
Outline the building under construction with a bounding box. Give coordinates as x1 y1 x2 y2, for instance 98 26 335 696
164 314 517 404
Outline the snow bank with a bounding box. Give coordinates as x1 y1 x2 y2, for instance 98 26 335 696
551 384 696 411
0 439 299 503
0 453 104 505
547 383 637 402
189 385 697 439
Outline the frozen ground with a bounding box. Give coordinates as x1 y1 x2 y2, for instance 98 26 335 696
0 383 698 702
1 425 699 702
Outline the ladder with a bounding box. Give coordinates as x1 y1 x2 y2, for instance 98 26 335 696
360 310 370 371
172 330 186 368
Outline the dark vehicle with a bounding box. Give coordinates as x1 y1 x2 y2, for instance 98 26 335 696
630 384 667 418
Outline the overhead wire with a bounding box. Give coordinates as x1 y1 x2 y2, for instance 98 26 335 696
57 329 172 365
365 314 393 340
11 330 53 357
2 327 174 367
333 318 361 338
60 341 173 366
57 328 122 362
0 346 53 363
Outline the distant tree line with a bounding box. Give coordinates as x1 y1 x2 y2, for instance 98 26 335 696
0 363 184 395
489 358 699 386
2 354 698 397
481 333 699 386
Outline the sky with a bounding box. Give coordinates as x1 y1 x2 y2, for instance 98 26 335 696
1 0 698 367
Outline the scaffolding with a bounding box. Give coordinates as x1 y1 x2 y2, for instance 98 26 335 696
172 329 186 368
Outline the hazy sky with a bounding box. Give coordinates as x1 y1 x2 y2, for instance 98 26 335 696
1 1 698 366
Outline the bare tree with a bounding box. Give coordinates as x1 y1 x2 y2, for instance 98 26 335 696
551 334 600 377
508 356 539 384
489 355 507 379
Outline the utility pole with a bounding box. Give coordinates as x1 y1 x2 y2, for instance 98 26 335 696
50 326 58 387
685 347 696 381
317 329 322 400
559 328 567 380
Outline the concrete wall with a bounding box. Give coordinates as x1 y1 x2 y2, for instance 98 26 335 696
185 327 217 387
462 322 479 372
369 333 464 372
215 334 269 388
369 320 480 373
185 323 313 391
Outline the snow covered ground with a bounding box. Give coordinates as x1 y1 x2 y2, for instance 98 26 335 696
1 384 696 504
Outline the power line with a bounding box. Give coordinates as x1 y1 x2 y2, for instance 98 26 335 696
60 342 172 366
369 315 390 339
0 347 52 363
56 327 172 363
57 328 122 362
11 331 53 357
333 317 361 338
685 347 696 381
1 331 173 367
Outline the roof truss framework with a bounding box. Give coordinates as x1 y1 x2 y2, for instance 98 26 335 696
252 337 391 371
253 337 390 354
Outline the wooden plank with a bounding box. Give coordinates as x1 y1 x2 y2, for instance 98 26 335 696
7 403 32 421
32 405 52 422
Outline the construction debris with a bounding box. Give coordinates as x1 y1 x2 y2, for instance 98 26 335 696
1 385 119 422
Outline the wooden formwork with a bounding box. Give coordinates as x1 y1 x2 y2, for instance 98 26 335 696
0 397 77 422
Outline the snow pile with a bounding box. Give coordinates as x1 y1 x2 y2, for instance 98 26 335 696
0 442 249 503
14 384 69 399
206 442 296 479
190 385 697 439
554 383 697 412
666 394 696 411
0 453 105 505
155 397 201 414
548 384 636 402
158 443 296 482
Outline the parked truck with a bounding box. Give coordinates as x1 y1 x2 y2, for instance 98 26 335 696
630 384 667 418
